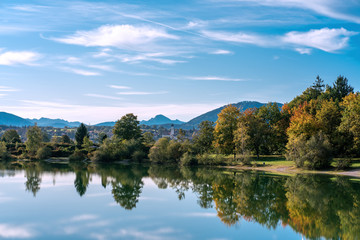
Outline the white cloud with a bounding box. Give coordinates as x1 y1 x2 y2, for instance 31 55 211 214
202 30 270 46
283 27 357 52
202 27 356 53
211 49 233 55
295 48 312 54
0 224 35 238
118 52 185 65
69 214 98 222
0 94 6 97
84 93 123 100
109 85 131 90
0 86 19 92
117 91 168 95
0 51 41 66
62 67 101 76
187 76 246 81
53 25 179 50
214 0 360 24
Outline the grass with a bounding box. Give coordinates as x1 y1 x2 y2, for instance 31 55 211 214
223 155 360 178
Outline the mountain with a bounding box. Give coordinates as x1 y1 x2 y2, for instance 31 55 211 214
181 101 283 129
0 112 33 127
95 121 116 127
27 118 81 128
140 114 184 126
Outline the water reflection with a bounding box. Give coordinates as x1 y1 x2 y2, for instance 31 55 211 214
1 161 360 239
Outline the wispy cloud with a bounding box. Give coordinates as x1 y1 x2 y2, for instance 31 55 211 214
187 76 246 81
0 51 41 66
202 27 357 53
210 49 233 55
202 30 271 46
53 25 179 50
0 224 35 238
211 0 360 24
109 85 131 90
283 27 357 53
69 214 98 222
0 86 19 92
62 67 101 76
117 91 168 95
84 94 123 100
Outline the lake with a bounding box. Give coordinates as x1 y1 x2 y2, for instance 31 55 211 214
0 161 359 239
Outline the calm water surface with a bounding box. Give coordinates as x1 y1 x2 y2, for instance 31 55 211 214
0 162 360 240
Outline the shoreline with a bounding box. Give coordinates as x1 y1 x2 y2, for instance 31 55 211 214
227 164 360 178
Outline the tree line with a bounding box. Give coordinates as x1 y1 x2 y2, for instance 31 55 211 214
0 75 359 170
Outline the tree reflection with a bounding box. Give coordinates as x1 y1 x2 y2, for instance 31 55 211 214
25 166 41 197
3 160 360 239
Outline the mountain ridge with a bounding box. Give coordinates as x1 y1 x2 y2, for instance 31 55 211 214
0 101 283 128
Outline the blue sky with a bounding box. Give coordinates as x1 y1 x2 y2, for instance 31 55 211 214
0 0 359 124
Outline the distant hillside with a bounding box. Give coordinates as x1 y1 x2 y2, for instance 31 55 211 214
181 101 283 129
95 121 116 127
27 118 81 128
0 112 32 127
140 114 184 126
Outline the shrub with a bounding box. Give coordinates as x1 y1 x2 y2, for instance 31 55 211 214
196 153 227 165
36 146 52 160
285 132 333 170
180 152 197 166
335 158 352 170
0 142 10 160
69 150 86 161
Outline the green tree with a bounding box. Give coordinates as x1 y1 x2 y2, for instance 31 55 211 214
193 120 214 154
235 109 269 158
25 125 43 155
0 141 10 160
324 75 354 102
75 123 89 146
96 132 107 144
1 129 21 143
288 76 325 108
142 132 155 147
214 105 240 158
113 113 142 140
61 134 71 144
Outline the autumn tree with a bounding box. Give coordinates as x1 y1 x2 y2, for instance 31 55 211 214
75 123 89 146
338 93 360 155
113 113 142 140
214 105 240 158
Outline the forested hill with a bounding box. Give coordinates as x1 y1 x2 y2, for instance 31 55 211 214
181 101 283 129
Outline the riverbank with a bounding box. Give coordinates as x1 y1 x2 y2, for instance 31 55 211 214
227 156 360 178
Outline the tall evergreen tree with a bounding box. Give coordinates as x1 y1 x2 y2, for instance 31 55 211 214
75 123 89 146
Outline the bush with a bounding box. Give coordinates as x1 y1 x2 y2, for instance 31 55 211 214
196 153 227 165
69 150 86 161
285 132 333 170
132 150 146 161
335 158 352 170
0 142 10 160
237 151 252 165
180 152 197 166
36 146 52 160
148 138 188 164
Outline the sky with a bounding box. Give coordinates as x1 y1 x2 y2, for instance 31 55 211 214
0 0 359 124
